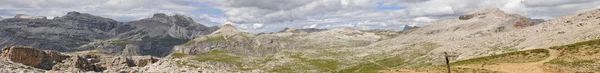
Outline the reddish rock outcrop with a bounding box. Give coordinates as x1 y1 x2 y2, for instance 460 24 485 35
1 46 46 67
1 46 70 70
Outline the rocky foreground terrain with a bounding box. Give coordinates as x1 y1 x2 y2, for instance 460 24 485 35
0 8 599 73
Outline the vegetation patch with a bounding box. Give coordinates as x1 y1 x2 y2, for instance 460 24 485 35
451 49 549 65
548 59 595 67
170 53 189 58
192 50 243 66
87 50 103 55
340 42 441 73
174 60 200 68
545 39 600 72
153 35 188 47
182 36 228 46
267 53 342 72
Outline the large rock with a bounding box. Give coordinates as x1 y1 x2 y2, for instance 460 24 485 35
51 54 158 72
1 46 46 67
52 55 101 72
130 56 157 67
0 46 69 70
121 44 141 56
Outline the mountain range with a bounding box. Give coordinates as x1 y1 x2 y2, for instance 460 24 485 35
0 8 599 73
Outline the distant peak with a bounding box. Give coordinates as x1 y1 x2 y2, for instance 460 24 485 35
152 13 168 18
211 24 243 36
64 11 96 17
223 24 235 28
282 28 299 33
342 27 359 34
67 11 82 15
459 8 511 20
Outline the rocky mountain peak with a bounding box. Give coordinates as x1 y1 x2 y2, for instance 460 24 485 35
282 28 300 33
66 11 82 15
57 11 116 21
459 8 512 20
342 27 359 34
152 13 169 18
402 25 418 31
212 24 243 36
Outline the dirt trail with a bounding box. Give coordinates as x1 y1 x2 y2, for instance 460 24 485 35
455 49 560 73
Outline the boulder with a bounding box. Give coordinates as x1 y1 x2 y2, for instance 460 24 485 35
1 46 46 67
130 56 157 67
458 15 474 20
121 44 140 56
44 50 70 63
0 46 69 70
52 55 102 72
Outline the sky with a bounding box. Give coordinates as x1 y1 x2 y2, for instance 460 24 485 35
1 0 599 33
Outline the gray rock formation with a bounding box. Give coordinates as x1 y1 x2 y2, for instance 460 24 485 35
0 12 217 57
0 13 116 51
0 46 159 72
279 28 328 33
174 24 381 57
402 25 418 31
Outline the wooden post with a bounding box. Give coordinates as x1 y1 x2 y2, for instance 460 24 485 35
444 52 451 73
444 52 458 73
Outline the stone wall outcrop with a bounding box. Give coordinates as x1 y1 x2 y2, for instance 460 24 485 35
0 46 69 70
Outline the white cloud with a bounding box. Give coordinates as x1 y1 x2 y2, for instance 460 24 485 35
253 23 265 29
413 17 437 22
303 24 319 28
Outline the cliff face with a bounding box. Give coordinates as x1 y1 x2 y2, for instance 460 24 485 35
0 46 158 72
0 12 217 57
0 46 69 70
0 13 116 51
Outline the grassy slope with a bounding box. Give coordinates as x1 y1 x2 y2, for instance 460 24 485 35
546 39 600 72
441 39 600 72
451 49 549 65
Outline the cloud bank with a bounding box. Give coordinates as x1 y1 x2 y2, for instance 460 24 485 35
1 0 599 33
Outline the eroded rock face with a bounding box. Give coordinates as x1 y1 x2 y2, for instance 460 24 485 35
0 46 69 70
0 12 217 57
1 46 46 67
52 54 158 72
130 56 157 67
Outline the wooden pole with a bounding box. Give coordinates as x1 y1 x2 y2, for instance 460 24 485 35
444 52 451 73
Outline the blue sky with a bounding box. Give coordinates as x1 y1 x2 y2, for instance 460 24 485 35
1 0 599 33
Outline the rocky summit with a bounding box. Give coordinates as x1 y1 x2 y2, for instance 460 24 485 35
0 8 600 73
0 11 217 57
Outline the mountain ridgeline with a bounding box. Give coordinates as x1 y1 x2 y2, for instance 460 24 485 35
0 12 218 57
1 8 600 73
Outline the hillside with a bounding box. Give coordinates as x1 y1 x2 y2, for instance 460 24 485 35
0 8 599 72
383 38 600 73
164 8 600 72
